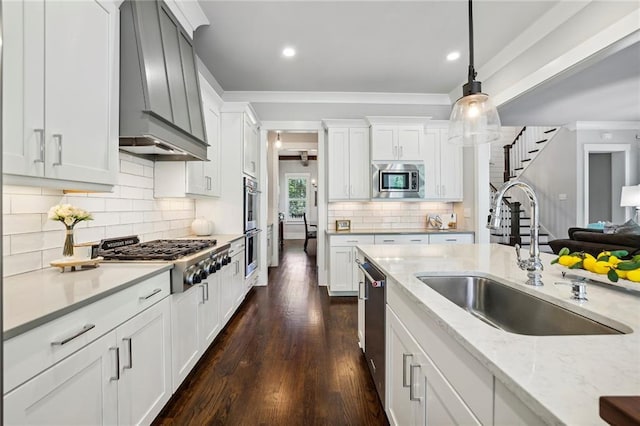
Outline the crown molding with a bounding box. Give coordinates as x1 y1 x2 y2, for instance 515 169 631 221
567 121 640 131
222 91 450 106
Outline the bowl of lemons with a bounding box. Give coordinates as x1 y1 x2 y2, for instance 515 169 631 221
551 248 640 290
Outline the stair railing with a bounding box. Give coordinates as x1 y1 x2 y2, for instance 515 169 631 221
503 126 525 182
503 126 558 182
490 183 521 246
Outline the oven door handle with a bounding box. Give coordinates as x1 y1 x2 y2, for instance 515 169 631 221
246 229 262 237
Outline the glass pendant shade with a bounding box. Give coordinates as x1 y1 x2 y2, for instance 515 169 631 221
449 93 501 146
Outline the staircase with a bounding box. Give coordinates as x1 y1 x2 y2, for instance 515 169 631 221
490 126 559 254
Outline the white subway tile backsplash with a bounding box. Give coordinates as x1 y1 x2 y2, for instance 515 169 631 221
3 252 43 276
11 195 63 214
3 214 42 234
3 152 197 277
120 160 144 176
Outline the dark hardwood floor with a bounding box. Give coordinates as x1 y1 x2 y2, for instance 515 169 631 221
154 240 388 425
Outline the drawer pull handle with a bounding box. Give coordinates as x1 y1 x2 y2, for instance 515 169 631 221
123 337 133 369
410 239 421 242
402 353 413 388
33 129 45 163
383 239 394 243
446 239 456 242
409 364 422 401
110 347 120 381
51 324 95 346
347 240 358 243
139 288 162 301
52 134 63 166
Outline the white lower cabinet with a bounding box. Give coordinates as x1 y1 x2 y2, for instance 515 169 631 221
170 287 202 392
199 273 221 351
4 330 119 425
5 295 171 426
387 307 480 426
328 235 374 294
116 297 172 425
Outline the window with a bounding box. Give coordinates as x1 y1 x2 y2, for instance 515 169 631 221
285 173 309 222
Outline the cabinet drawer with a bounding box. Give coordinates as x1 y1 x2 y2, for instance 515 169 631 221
428 233 474 244
374 234 428 245
4 271 170 393
329 235 375 247
229 237 245 256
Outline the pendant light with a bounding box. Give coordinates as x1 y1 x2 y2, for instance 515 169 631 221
448 0 501 146
275 132 282 149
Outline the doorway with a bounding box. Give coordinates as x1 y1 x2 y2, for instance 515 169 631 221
583 144 631 225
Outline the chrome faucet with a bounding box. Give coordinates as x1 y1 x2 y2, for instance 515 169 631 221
487 180 544 286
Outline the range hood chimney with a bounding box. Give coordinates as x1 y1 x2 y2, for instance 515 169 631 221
119 0 208 161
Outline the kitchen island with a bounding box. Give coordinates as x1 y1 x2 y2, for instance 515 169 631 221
358 243 640 425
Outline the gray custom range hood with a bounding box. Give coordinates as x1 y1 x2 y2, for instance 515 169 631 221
120 0 208 161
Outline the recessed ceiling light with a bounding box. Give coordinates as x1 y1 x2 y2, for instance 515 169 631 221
282 47 296 58
446 51 461 61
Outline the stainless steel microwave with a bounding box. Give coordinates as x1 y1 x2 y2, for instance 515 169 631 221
372 163 425 199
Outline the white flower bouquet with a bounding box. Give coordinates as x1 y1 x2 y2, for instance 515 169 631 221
48 204 93 257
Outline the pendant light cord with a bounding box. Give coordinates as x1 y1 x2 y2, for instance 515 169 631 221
467 0 477 84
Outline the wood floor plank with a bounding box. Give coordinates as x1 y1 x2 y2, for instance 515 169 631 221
153 240 388 425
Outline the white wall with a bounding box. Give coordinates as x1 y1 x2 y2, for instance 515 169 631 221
279 159 318 239
2 153 195 277
518 123 639 239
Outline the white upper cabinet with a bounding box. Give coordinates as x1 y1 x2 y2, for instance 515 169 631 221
325 121 370 201
371 125 423 162
2 0 119 190
243 115 259 178
424 126 463 201
154 74 222 198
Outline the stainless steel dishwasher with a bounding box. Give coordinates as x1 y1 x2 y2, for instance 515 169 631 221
357 258 386 407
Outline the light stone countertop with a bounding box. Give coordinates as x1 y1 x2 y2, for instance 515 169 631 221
357 243 640 425
183 234 245 246
3 263 173 340
325 228 474 235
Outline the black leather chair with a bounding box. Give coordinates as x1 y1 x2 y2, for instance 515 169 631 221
303 213 317 253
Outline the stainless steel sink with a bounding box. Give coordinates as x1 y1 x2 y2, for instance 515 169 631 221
416 275 625 335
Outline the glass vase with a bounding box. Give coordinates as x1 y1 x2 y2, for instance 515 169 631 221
63 226 75 257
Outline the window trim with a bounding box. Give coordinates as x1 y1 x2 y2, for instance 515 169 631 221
284 172 310 223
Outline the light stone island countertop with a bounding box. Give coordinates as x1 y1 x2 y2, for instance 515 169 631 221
3 263 173 340
357 243 640 425
325 228 474 235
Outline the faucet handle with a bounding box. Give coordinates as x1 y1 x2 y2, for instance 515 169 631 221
514 244 526 269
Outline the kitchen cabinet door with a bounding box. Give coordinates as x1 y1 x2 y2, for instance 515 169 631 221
243 116 259 178
371 126 397 161
327 128 350 200
221 259 238 325
423 129 440 199
387 307 420 426
199 273 221 350
423 127 463 201
397 126 423 160
438 129 463 200
170 289 201 392
329 246 354 292
348 127 371 199
117 297 172 426
4 331 118 425
3 0 118 188
201 97 221 196
43 0 118 185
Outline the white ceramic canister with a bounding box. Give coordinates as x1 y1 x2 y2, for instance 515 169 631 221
191 217 213 236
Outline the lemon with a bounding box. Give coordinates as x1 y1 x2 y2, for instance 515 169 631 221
558 255 580 267
597 251 611 259
583 257 597 272
616 269 628 279
592 261 611 275
627 269 640 283
608 255 621 266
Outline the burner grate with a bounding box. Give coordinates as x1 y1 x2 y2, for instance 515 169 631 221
101 239 217 261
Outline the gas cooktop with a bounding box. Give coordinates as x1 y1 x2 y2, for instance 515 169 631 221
100 239 218 261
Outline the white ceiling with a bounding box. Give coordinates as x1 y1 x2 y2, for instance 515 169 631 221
194 1 557 93
194 1 640 126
